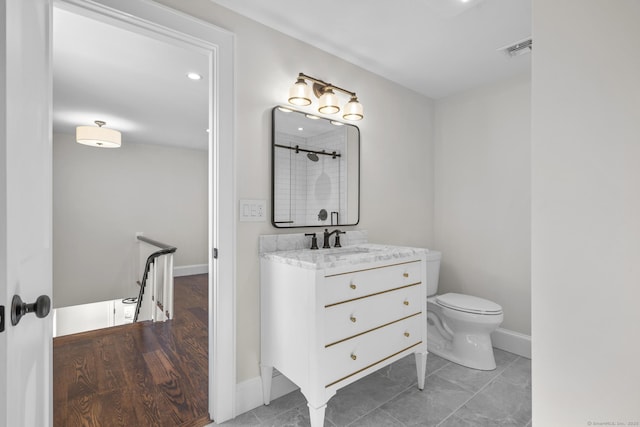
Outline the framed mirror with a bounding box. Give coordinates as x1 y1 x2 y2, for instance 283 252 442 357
272 106 360 228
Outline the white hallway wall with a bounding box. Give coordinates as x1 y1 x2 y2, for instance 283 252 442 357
154 0 435 382
532 0 640 423
433 72 531 336
53 133 208 308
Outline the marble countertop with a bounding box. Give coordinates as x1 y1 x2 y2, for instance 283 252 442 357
260 243 427 270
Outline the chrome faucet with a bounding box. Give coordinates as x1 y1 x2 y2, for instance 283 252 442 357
323 229 344 248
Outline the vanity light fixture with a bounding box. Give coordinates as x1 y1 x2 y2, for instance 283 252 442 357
318 88 340 114
76 120 121 148
287 72 364 121
343 95 364 121
288 75 312 106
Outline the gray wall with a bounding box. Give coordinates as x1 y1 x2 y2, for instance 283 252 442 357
532 0 640 423
155 0 436 382
434 72 531 335
53 133 207 308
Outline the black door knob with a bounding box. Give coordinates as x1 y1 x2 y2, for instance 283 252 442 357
10 294 51 326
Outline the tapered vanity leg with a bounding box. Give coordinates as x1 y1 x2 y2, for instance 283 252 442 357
415 351 428 390
307 403 327 427
260 365 273 405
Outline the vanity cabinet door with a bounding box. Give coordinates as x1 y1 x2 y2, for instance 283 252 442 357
323 314 423 388
324 261 422 306
324 284 422 345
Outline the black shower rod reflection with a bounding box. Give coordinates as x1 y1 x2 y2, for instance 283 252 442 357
274 144 341 160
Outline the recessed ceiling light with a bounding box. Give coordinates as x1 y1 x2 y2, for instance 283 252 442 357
298 127 304 131
330 120 344 126
305 114 319 120
187 72 202 81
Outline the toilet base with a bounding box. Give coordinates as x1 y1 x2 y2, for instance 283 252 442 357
427 333 497 370
426 309 500 371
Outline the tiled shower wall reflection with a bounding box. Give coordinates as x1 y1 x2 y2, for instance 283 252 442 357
274 129 347 226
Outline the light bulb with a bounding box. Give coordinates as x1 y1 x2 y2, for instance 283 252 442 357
318 88 340 114
288 78 312 106
343 96 363 121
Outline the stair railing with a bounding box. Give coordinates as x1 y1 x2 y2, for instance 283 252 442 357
133 235 177 322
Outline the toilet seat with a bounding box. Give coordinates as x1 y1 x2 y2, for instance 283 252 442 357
435 293 502 315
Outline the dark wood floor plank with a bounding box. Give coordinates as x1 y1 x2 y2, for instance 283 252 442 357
143 349 176 385
53 274 210 427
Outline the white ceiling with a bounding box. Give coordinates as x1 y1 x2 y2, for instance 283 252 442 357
209 0 532 99
53 0 530 151
53 8 209 150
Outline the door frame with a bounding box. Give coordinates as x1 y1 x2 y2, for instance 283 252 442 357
54 0 236 422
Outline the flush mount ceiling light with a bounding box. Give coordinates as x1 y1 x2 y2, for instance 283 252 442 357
76 120 121 148
287 72 364 121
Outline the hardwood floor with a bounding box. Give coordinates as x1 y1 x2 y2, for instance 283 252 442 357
53 274 210 427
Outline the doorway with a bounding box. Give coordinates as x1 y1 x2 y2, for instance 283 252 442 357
51 0 235 423
52 6 209 333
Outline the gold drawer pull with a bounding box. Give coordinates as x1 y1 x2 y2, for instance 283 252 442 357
404 332 410 338
403 300 409 306
350 283 357 290
350 353 357 361
350 315 357 323
403 273 409 278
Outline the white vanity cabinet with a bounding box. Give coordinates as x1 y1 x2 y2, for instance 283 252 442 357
260 247 428 427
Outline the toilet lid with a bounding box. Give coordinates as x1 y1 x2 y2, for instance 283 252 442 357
435 293 503 315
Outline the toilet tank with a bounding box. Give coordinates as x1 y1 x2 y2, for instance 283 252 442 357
425 250 441 297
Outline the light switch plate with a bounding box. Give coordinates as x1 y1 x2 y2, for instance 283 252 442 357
239 199 267 222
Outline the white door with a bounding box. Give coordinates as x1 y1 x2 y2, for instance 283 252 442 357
0 0 53 426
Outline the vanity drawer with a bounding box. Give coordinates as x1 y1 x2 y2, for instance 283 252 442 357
324 261 422 306
322 313 423 388
324 284 422 345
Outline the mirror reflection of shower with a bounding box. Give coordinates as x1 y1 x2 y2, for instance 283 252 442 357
272 106 360 228
274 144 341 162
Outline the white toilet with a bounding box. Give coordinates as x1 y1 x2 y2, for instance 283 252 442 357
425 250 503 370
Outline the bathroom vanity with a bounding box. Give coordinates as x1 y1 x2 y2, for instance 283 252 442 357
260 241 428 427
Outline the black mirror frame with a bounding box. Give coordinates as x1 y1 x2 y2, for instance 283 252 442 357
271 106 360 228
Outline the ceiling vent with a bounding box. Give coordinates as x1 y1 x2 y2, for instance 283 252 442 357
498 37 532 58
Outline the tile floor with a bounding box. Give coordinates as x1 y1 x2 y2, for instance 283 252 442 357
219 349 531 426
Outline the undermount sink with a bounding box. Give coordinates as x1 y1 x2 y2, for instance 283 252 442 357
320 246 374 256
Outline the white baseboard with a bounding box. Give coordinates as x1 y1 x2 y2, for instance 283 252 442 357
173 264 208 277
235 373 299 417
491 327 531 359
